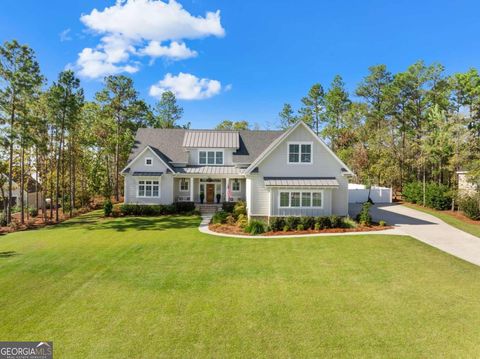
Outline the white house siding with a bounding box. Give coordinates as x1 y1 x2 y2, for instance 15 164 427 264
253 125 349 216
269 188 332 216
124 148 173 204
246 175 270 216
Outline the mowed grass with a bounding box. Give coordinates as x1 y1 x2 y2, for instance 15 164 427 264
1 212 480 358
403 202 480 238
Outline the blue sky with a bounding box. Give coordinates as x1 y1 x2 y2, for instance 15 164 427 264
1 0 479 129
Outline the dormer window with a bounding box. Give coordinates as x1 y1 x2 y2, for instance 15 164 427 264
288 142 312 164
145 157 153 166
199 150 223 165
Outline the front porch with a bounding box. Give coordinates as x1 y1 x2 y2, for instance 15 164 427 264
173 176 246 204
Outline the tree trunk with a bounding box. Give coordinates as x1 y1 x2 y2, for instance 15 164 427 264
55 125 64 222
114 119 120 202
20 146 25 224
35 147 39 211
7 98 15 224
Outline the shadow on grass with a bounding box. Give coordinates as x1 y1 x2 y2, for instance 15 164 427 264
0 251 20 258
50 212 201 233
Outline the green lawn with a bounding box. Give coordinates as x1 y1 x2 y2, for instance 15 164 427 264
403 203 480 238
1 212 480 358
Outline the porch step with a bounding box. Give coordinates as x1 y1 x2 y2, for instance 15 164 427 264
197 204 222 215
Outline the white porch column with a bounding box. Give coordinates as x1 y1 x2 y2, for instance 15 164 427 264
190 177 194 202
225 177 230 201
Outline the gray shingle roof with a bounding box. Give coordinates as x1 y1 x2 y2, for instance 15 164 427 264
263 177 339 187
128 128 284 170
183 130 240 148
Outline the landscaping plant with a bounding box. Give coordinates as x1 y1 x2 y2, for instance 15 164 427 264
103 199 113 217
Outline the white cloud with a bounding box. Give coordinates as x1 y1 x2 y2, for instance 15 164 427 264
75 0 224 78
149 72 222 100
60 28 72 42
140 41 197 60
77 48 139 79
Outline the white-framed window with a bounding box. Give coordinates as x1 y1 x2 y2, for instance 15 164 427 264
278 190 323 208
199 150 224 165
137 180 160 198
232 179 240 192
145 157 153 166
288 142 312 164
179 178 189 192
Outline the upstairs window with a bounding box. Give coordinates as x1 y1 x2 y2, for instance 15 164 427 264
199 151 224 165
288 143 312 164
145 157 153 166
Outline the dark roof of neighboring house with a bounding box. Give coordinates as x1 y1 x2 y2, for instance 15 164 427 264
127 128 285 169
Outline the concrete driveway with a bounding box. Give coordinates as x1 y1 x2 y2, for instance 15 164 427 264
349 203 480 266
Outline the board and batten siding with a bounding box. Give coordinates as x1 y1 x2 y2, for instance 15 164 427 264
252 124 349 216
124 147 173 204
246 175 270 216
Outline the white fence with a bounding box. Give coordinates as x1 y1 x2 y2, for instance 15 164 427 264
348 184 392 204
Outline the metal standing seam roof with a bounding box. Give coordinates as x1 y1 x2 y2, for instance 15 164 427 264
132 171 164 176
176 166 244 175
182 131 240 148
263 177 339 187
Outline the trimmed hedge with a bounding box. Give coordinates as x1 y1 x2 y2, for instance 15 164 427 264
403 181 452 210
268 215 351 232
120 202 195 216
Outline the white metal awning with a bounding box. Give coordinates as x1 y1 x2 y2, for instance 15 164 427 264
263 177 339 187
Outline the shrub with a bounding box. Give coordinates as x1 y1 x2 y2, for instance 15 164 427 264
120 204 175 216
285 216 300 229
226 214 236 225
403 181 452 210
296 224 304 231
300 216 315 230
379 220 387 227
425 183 452 210
403 181 423 204
283 225 290 232
270 217 285 232
314 223 321 231
173 201 195 213
316 216 331 230
211 210 229 224
459 194 480 220
342 217 357 228
222 202 236 213
233 200 247 217
103 199 113 217
356 202 372 226
29 207 38 217
0 213 7 227
329 215 342 228
236 214 248 228
245 220 266 235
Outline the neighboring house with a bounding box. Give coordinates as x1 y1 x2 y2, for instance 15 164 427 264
121 121 354 218
457 171 479 195
0 174 27 210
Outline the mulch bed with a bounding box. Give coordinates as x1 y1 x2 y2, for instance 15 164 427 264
209 223 393 236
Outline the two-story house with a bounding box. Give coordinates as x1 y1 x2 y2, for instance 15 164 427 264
121 121 353 218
